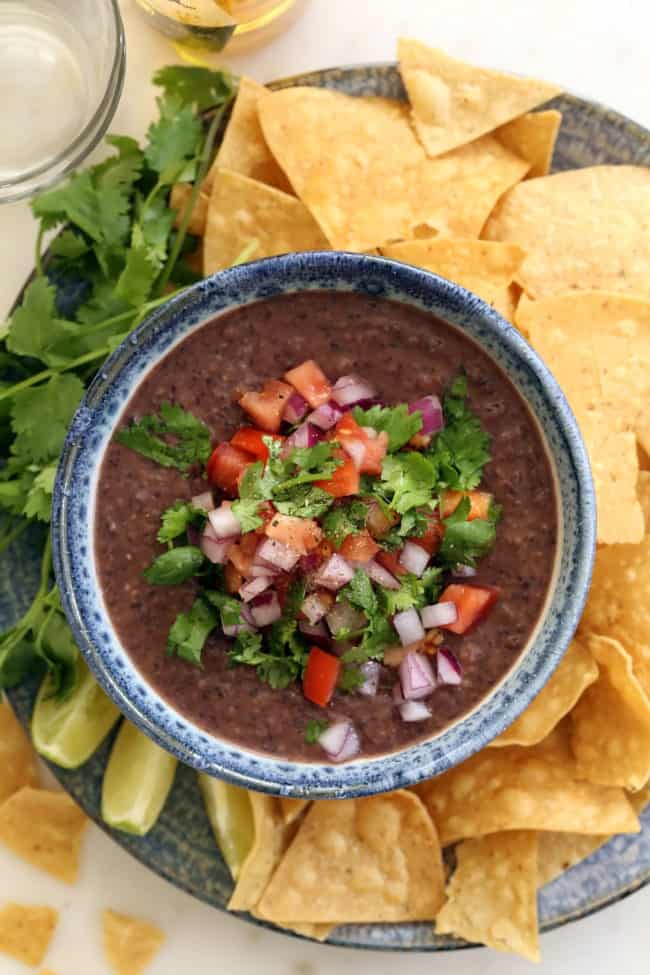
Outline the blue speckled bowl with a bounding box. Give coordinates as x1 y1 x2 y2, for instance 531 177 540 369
52 250 596 798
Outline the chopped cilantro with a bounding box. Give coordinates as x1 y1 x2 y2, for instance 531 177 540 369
353 403 422 451
273 485 333 518
204 589 243 630
230 498 263 532
321 499 368 547
166 597 218 666
305 718 329 744
143 545 205 585
117 402 211 473
157 501 205 544
338 665 365 693
152 65 236 112
340 570 378 617
379 452 438 514
438 496 496 566
428 375 492 490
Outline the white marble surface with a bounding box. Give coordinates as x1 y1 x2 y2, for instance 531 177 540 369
1 0 650 971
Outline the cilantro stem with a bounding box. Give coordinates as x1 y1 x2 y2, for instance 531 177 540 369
154 100 232 297
35 225 45 279
0 520 29 555
0 348 112 403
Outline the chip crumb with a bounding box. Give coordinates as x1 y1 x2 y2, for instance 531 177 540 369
0 903 58 967
0 786 87 884
103 909 165 975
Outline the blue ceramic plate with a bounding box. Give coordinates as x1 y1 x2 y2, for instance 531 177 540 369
6 63 650 949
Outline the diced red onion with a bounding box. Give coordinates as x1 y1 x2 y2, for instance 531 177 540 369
454 563 477 578
393 608 425 647
250 561 282 578
361 559 400 590
298 620 330 648
301 593 329 625
399 651 436 700
341 438 366 469
398 541 430 577
325 600 366 636
308 401 343 431
358 661 380 697
408 395 444 435
399 700 432 722
283 390 309 425
240 603 256 627
420 601 458 629
314 554 354 591
200 521 232 564
392 680 404 704
249 590 282 627
283 421 320 453
191 491 213 512
255 538 300 572
222 620 256 637
437 646 463 685
239 576 273 602
318 720 361 762
208 504 242 540
299 553 321 575
331 375 377 408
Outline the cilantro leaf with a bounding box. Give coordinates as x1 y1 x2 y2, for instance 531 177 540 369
228 629 265 667
276 442 341 491
117 402 211 472
340 570 378 617
157 501 205 544
37 610 80 699
305 718 329 744
6 278 77 367
379 573 426 616
380 453 438 514
145 96 202 183
428 375 491 490
273 485 333 518
236 460 270 502
144 546 205 585
438 496 496 566
11 374 85 463
204 589 244 631
23 465 57 522
230 498 263 533
114 238 158 309
338 665 365 692
167 597 218 666
153 65 235 112
321 500 368 547
353 403 422 451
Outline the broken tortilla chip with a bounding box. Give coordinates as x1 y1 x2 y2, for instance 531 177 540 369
381 237 525 308
491 638 598 747
484 165 650 298
418 735 640 845
280 797 309 825
258 87 529 251
0 786 87 884
257 791 445 923
496 110 562 178
571 635 650 790
491 281 521 324
203 168 329 275
0 903 58 967
228 792 290 912
206 76 292 194
398 38 560 159
0 699 38 804
103 910 164 975
169 183 209 237
435 831 539 962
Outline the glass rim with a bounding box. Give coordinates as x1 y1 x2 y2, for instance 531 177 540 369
0 0 127 205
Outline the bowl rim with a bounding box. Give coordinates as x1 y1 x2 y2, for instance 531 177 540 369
52 250 596 798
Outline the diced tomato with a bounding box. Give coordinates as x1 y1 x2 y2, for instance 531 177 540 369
315 450 360 498
284 360 332 408
411 511 444 556
340 530 380 562
375 549 408 577
230 427 284 461
441 490 493 522
227 532 260 577
264 513 322 555
207 443 253 495
239 379 293 433
366 499 398 539
409 432 432 449
334 414 388 475
224 562 243 594
437 583 499 635
303 646 341 707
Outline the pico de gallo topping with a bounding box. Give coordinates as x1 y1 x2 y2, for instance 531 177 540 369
118 361 501 761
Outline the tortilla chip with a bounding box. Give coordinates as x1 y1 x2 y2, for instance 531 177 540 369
257 791 445 923
418 735 640 845
103 910 164 975
0 903 58 967
491 282 521 324
203 168 329 275
537 831 609 887
280 797 309 825
570 636 650 790
278 922 335 942
258 87 529 251
580 472 650 693
169 183 209 237
491 638 598 747
381 238 525 307
435 831 539 962
206 77 292 194
517 291 650 543
496 110 562 178
0 786 87 883
0 699 38 804
228 792 290 912
398 38 561 159
484 166 650 298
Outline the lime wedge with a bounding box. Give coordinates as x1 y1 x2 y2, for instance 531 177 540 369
101 721 177 836
32 661 120 769
198 773 254 879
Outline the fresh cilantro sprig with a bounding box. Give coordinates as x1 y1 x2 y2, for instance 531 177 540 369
117 402 211 473
427 375 492 490
438 495 498 566
353 403 422 451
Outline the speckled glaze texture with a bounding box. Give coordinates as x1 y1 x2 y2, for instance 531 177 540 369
6 63 649 950
51 251 595 797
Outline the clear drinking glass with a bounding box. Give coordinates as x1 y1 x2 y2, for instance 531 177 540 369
0 0 126 204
